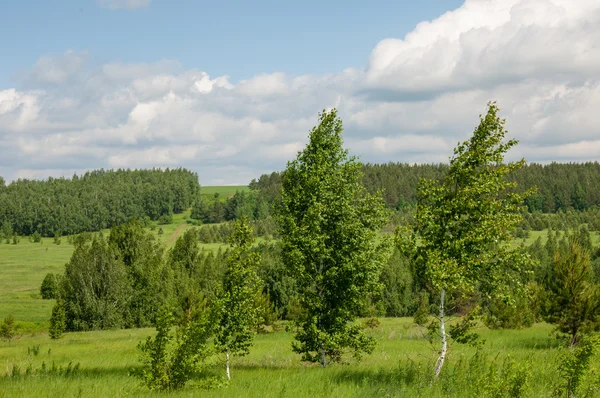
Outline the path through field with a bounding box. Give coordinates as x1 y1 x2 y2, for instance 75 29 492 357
166 223 186 246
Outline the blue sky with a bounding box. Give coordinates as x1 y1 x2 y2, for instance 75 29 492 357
1 0 599 185
2 0 462 88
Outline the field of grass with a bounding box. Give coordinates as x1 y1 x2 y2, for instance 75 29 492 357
0 317 581 397
200 185 249 199
510 228 600 247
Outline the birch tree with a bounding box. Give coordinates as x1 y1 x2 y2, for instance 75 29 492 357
277 108 389 367
213 217 262 380
404 102 534 377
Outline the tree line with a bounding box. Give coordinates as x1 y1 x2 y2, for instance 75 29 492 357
247 162 600 214
0 168 200 237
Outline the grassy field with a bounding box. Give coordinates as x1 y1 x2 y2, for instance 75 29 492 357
200 185 249 199
0 318 581 397
511 228 600 247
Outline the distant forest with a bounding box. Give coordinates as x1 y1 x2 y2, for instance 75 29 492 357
1 162 599 237
0 168 199 237
248 162 600 212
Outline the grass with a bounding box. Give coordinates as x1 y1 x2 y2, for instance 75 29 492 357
510 228 600 247
200 185 249 199
0 318 586 397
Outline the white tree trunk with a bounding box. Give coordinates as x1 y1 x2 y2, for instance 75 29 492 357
226 350 231 380
434 288 447 378
320 346 326 368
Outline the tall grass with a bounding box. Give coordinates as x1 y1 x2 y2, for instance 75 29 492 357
1 319 592 397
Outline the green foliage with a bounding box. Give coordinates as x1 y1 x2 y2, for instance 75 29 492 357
53 232 61 245
0 313 16 342
410 101 534 297
31 231 42 243
109 219 169 328
40 273 59 299
541 238 600 346
484 283 537 329
136 306 213 391
554 336 600 397
277 108 390 367
49 298 66 339
27 344 40 356
157 213 173 225
403 102 534 376
213 217 263 378
0 168 199 237
61 234 132 331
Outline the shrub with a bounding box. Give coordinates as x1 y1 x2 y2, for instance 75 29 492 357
0 314 17 343
49 299 66 339
157 214 173 225
31 231 42 243
40 273 59 299
136 307 214 390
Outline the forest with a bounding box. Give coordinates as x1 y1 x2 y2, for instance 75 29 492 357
1 103 600 397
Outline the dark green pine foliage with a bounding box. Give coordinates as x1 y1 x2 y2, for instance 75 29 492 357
0 168 199 237
277 108 390 367
541 238 600 346
49 298 66 339
250 161 600 215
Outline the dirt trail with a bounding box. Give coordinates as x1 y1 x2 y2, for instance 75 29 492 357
166 223 186 246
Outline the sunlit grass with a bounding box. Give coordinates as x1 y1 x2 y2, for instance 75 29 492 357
0 318 580 397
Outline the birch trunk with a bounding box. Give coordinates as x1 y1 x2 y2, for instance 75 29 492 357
434 288 447 378
226 350 231 380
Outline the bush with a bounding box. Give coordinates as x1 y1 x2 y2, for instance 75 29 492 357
49 299 66 339
31 231 42 243
40 273 59 299
157 214 173 225
136 307 214 390
0 314 17 343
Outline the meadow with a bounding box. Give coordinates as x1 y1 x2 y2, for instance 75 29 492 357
1 186 599 396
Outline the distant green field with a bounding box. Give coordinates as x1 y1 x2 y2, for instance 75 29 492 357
200 185 249 199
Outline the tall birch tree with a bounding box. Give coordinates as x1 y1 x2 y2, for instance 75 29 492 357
277 108 390 367
403 102 534 377
213 217 263 380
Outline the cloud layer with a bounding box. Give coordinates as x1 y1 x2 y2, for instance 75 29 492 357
2 0 600 185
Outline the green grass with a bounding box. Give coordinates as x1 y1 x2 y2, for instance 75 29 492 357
0 318 585 397
510 228 600 247
200 185 249 199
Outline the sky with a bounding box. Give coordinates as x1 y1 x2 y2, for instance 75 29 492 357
1 0 599 185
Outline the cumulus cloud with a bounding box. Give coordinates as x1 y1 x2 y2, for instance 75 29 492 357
97 0 150 10
2 0 600 185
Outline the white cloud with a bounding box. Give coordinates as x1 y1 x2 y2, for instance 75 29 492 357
97 0 150 10
27 50 87 85
2 0 600 185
